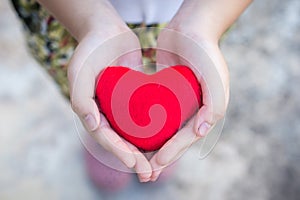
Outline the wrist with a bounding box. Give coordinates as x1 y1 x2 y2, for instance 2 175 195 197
77 16 130 42
166 9 221 45
78 24 131 43
37 0 132 42
167 0 251 44
166 18 220 50
166 23 219 45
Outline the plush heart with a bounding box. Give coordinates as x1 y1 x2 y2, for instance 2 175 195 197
95 65 202 151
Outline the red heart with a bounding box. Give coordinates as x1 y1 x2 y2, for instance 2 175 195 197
95 65 202 151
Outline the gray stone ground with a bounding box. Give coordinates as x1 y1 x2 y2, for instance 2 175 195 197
0 0 299 200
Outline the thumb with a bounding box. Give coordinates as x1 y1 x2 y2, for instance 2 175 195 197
193 71 227 137
193 105 213 137
71 97 100 132
194 104 225 137
68 58 100 132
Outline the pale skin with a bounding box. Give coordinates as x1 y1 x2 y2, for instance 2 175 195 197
37 0 252 182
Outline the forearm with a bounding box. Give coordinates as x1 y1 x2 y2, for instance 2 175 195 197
170 0 253 42
36 0 129 41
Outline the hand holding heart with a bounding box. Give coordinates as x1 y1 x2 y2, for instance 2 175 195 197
68 28 229 182
149 28 230 181
68 30 154 181
95 65 203 152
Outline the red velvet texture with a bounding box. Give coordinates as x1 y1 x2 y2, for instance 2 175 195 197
95 65 202 151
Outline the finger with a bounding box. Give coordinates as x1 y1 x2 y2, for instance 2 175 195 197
160 129 198 166
193 105 213 137
192 68 227 137
91 118 136 169
134 152 152 183
149 125 199 182
194 89 226 137
125 142 152 182
67 37 102 132
149 154 164 182
150 118 199 169
69 64 100 132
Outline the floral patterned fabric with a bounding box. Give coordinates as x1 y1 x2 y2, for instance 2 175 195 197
11 0 166 99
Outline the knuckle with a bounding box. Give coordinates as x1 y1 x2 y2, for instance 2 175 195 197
70 99 80 113
156 156 167 166
70 99 84 115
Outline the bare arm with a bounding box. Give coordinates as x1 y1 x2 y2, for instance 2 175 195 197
36 0 129 41
170 0 253 42
151 0 253 181
36 0 152 181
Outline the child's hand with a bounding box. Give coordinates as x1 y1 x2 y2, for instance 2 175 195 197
149 26 229 181
149 0 252 181
68 29 152 182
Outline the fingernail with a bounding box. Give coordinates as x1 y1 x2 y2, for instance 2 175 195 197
198 122 211 137
84 114 97 131
140 178 150 183
139 176 150 183
150 171 160 182
151 175 159 182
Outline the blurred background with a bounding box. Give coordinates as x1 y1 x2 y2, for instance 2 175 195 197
0 0 299 199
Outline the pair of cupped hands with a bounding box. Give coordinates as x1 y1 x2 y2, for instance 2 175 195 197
68 21 229 182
